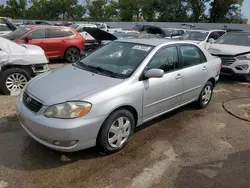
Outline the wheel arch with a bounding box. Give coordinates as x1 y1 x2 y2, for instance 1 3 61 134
207 77 216 86
96 105 139 142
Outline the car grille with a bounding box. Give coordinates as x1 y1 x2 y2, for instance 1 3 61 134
215 55 236 66
23 91 43 113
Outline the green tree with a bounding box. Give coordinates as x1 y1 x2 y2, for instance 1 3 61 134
4 0 27 18
209 0 244 23
187 0 209 22
156 0 188 22
86 0 106 21
141 0 157 21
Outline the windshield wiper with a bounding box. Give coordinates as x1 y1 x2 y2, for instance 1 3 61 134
87 65 121 78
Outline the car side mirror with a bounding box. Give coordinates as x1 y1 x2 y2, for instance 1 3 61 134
208 38 215 43
24 36 32 43
144 68 164 79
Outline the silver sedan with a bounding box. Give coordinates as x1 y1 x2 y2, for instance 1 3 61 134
16 39 221 153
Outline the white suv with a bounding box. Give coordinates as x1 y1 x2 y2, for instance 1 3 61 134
180 29 226 49
208 32 250 81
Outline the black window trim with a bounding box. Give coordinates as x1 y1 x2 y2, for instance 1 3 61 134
139 45 181 81
177 44 207 69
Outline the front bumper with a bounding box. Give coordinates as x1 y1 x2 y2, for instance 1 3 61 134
16 94 106 152
221 60 250 77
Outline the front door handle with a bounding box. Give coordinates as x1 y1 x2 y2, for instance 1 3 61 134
175 74 182 80
202 66 208 71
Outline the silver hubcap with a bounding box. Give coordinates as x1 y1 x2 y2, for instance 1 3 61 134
6 73 27 91
108 117 131 148
202 85 212 105
67 48 79 62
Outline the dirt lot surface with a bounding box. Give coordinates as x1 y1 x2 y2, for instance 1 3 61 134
0 65 250 188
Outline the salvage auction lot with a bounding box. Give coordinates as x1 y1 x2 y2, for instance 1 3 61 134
0 64 249 188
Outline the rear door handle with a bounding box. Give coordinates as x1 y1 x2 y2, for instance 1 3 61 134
175 74 182 80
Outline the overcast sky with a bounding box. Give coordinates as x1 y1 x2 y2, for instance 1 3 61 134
0 0 250 19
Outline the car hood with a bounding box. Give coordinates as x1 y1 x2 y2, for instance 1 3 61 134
208 44 250 55
27 65 123 105
81 28 117 41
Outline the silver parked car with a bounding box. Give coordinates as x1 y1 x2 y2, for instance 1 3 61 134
16 39 221 153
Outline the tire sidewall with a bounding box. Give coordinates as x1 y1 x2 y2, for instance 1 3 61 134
98 109 135 153
0 68 30 95
245 72 250 82
198 81 214 108
65 47 80 63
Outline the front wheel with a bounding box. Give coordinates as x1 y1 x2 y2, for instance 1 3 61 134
64 47 80 63
97 109 135 154
0 68 30 95
196 81 214 109
244 72 250 82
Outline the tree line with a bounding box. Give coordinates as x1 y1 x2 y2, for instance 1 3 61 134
0 0 245 23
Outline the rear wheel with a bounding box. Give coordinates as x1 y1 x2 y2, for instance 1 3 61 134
196 81 213 109
0 68 30 95
64 47 80 63
97 109 135 154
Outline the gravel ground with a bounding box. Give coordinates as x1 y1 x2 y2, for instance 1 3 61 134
0 67 249 188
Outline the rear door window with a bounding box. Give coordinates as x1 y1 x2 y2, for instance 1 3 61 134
179 45 206 67
46 28 63 38
61 29 74 37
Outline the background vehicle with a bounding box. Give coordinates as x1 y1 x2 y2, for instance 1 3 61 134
70 23 98 42
179 29 227 49
132 24 166 36
0 37 48 94
163 28 186 39
208 32 250 81
16 39 221 153
4 26 84 63
0 24 12 36
82 28 163 54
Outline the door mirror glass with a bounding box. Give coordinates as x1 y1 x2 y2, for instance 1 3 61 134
144 68 164 79
208 38 215 43
24 36 32 43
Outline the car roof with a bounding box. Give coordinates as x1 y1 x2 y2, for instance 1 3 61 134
116 38 181 46
27 25 70 29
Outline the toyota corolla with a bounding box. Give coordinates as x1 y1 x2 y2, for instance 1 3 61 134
16 39 221 153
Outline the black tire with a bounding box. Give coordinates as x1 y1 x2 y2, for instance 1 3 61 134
64 47 80 63
196 81 214 109
244 72 250 82
0 68 30 95
97 109 135 154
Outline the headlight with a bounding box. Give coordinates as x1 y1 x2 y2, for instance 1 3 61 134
236 53 250 60
44 102 92 119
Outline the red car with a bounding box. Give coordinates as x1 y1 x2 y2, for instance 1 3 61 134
5 26 85 63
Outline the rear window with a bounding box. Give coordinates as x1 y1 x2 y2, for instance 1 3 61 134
61 29 74 37
46 28 63 38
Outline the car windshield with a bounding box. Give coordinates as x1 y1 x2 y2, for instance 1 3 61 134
180 31 208 41
70 24 79 29
76 42 153 79
3 27 28 40
215 33 250 47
